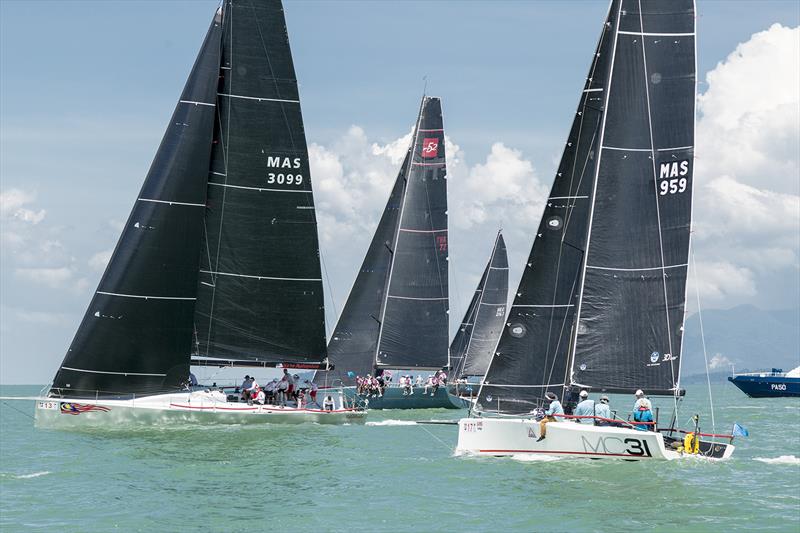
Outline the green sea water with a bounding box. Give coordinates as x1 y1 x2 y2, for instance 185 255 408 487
1 383 798 532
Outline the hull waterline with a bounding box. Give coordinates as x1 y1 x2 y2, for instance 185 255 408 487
34 391 366 428
456 418 734 461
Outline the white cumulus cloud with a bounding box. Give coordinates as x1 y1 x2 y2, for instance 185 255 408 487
693 23 800 308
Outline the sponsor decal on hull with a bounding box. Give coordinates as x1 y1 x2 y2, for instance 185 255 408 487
59 402 111 415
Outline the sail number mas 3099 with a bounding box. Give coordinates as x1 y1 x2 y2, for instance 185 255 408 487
658 160 690 196
266 156 303 186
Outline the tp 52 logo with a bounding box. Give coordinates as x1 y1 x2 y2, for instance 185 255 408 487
421 138 439 159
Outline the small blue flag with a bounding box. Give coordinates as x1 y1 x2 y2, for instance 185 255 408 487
732 422 749 437
347 371 355 378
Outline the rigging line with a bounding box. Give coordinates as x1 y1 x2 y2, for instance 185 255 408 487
205 2 234 355
417 421 454 452
569 0 623 389
1 400 35 421
319 251 338 338
691 243 716 435
637 1 677 411
673 0 700 416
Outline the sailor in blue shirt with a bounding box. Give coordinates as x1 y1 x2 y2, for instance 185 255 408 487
572 390 595 423
537 391 564 441
595 395 612 421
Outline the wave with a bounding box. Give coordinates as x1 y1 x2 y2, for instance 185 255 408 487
1 471 52 479
510 454 561 462
366 420 417 426
754 455 800 465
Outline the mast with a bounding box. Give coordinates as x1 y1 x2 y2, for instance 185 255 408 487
193 0 328 366
51 11 224 398
568 0 696 396
374 96 449 371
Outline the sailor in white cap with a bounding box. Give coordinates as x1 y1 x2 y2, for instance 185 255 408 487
632 390 654 430
572 389 595 424
595 395 612 421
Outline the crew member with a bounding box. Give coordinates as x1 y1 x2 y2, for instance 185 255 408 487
632 389 653 430
595 395 612 422
240 375 253 401
572 390 595 423
536 391 564 442
322 395 335 411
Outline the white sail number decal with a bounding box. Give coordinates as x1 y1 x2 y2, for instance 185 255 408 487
267 173 303 185
266 156 303 186
658 160 689 196
37 401 58 410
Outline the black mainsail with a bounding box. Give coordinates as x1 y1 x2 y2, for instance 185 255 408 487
478 0 694 413
322 96 449 385
51 0 327 398
450 232 509 379
193 0 326 365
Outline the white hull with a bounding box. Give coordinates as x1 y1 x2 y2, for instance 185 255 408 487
34 391 366 428
456 417 734 461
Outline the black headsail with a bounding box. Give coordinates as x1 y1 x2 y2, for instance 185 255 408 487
51 11 223 397
321 154 409 386
193 0 328 367
375 97 449 371
478 2 616 414
570 0 696 395
450 232 509 379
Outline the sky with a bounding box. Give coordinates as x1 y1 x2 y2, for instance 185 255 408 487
1 0 798 384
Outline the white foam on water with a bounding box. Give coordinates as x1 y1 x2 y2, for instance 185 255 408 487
366 420 417 426
754 455 800 465
510 454 561 463
13 471 51 479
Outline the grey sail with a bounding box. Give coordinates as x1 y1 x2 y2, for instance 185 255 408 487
51 12 223 397
321 154 409 386
478 2 616 414
193 0 328 367
570 0 695 395
451 232 509 378
376 96 449 370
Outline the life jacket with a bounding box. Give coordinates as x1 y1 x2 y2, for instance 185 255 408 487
683 432 700 454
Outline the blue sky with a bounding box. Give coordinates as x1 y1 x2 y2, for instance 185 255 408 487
1 1 798 384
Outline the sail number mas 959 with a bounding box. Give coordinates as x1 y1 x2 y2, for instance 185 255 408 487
266 156 303 186
658 160 690 196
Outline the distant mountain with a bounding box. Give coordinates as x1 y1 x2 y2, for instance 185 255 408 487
680 304 800 377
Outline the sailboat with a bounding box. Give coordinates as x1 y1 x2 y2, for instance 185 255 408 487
318 96 464 409
449 231 509 401
34 0 365 426
457 0 736 459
